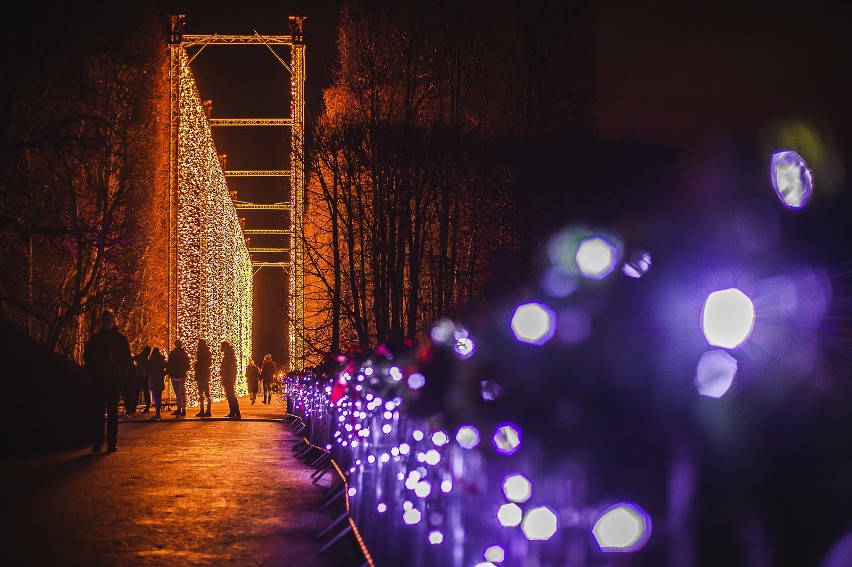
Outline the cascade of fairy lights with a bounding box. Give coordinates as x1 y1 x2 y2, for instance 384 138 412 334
178 48 252 402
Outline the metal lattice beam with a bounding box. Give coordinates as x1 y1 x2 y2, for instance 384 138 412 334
210 118 293 127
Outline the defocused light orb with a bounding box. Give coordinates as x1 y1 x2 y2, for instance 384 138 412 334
428 530 444 545
403 508 422 525
576 237 617 279
474 563 496 567
425 449 442 465
622 250 652 278
454 336 475 358
348 487 357 497
502 474 533 503
441 479 453 493
493 423 522 455
497 503 523 527
407 373 426 390
592 502 651 552
456 425 481 449
511 302 555 345
413 429 425 441
702 288 755 348
415 480 432 498
431 431 449 446
695 349 738 398
389 366 403 381
771 149 813 208
430 318 456 344
377 503 387 513
484 545 505 563
481 380 504 401
522 506 559 541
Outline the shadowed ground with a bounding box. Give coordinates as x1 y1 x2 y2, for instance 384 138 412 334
0 395 362 567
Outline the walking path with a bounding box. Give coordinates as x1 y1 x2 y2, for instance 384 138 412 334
0 395 362 566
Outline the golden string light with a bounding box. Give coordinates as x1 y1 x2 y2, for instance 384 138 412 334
177 49 252 403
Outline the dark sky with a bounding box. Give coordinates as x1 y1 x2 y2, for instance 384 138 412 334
594 0 852 146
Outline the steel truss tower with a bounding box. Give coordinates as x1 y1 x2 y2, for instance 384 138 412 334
167 15 306 371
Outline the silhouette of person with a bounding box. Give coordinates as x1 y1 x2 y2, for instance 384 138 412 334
147 347 167 420
246 358 260 404
167 339 190 417
221 340 240 419
261 354 276 405
83 309 132 453
131 346 151 414
194 338 212 417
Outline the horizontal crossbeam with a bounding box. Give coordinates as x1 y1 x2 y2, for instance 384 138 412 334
252 262 289 268
183 34 295 46
225 170 291 177
248 247 290 253
234 203 289 210
243 229 291 235
210 118 293 127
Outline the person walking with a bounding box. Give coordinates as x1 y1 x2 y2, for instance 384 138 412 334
167 339 190 417
83 309 132 453
194 338 213 417
261 353 276 405
132 346 151 414
221 340 240 419
246 358 261 404
147 347 167 420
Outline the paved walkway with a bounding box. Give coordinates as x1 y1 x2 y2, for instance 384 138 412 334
0 395 362 567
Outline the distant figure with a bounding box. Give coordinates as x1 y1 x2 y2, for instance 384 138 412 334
167 340 190 417
147 347 167 420
246 358 261 404
261 354 276 405
132 346 151 414
83 309 132 453
220 340 240 419
194 338 212 417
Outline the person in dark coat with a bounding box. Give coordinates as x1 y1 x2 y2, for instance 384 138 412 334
220 340 240 419
245 358 260 404
194 338 212 417
260 354 276 404
147 347 167 420
167 339 190 417
83 309 132 453
131 346 151 414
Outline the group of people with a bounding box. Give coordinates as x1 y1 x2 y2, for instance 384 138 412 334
245 353 277 405
83 309 279 453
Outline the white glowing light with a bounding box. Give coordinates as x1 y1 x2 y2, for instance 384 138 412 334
484 546 505 563
428 530 444 545
389 366 403 381
367 455 376 464
425 449 442 465
454 336 475 358
348 487 357 497
502 474 533 503
403 508 422 525
576 236 617 279
380 452 390 463
695 349 738 398
497 503 523 527
592 502 651 552
522 506 558 541
474 563 496 567
431 431 449 446
511 303 555 345
702 288 756 349
377 503 387 513
493 423 522 455
382 424 392 434
407 373 426 390
413 430 425 441
399 443 411 455
403 500 413 511
415 480 432 498
771 149 813 208
456 425 481 449
441 479 453 493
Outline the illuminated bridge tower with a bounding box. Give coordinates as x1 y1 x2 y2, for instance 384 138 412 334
167 15 307 373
